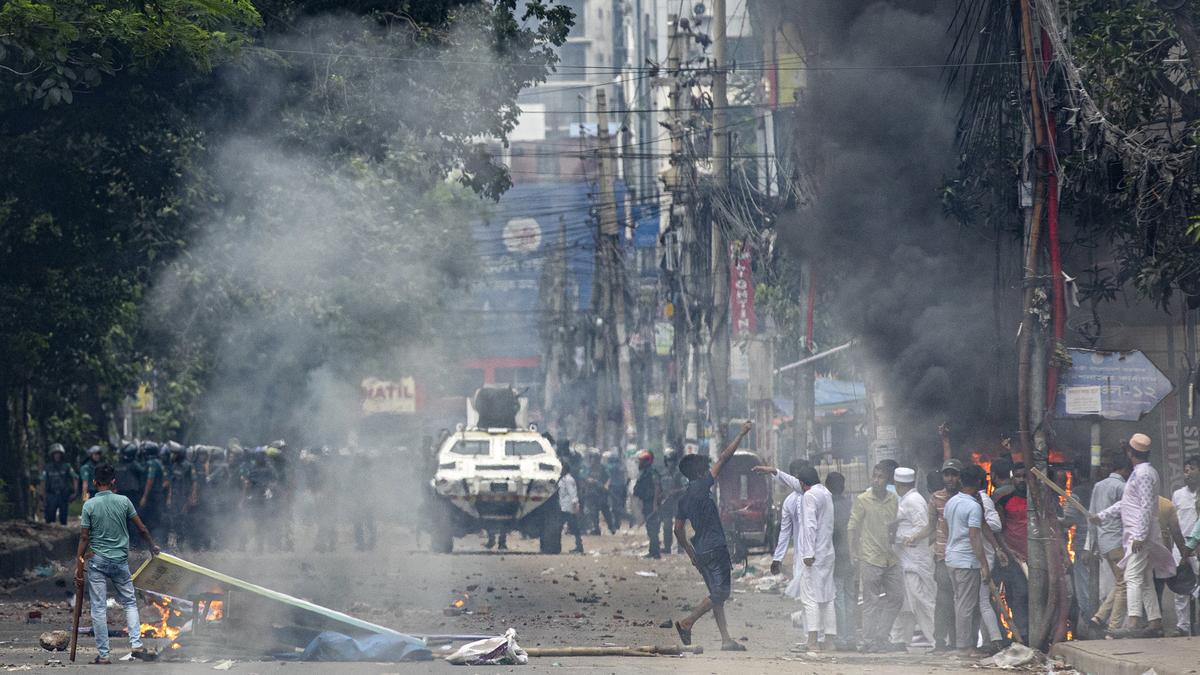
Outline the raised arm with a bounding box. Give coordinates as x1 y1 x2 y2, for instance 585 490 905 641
710 421 753 478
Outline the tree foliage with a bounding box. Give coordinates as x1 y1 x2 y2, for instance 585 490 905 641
0 0 573 515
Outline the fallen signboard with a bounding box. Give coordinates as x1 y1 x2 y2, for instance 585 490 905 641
132 553 407 638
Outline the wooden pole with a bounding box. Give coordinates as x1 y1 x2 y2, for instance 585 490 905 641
1028 466 1089 517
69 558 84 662
988 579 1024 646
524 644 702 657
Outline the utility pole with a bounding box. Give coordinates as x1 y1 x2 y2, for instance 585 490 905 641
596 90 638 447
708 0 731 454
665 16 701 453
543 219 568 422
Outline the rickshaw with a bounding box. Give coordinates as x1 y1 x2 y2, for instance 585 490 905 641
717 450 779 568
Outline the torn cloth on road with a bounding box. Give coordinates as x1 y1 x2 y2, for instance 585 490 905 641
301 631 432 662
446 628 528 665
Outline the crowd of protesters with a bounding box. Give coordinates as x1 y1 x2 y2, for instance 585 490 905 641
749 433 1200 654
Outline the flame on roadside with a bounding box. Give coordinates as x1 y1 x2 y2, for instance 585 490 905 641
997 587 1015 640
206 600 224 621
139 596 183 640
450 592 469 609
971 452 993 494
1058 472 1076 563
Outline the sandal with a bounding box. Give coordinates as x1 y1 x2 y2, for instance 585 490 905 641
721 640 748 651
674 620 692 646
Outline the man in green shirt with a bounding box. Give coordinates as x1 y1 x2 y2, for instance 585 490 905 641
75 463 160 664
848 462 904 652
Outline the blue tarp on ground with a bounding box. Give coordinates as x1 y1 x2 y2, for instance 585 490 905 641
301 631 433 662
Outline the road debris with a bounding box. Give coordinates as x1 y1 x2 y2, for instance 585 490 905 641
212 660 236 670
524 645 702 657
37 631 68 651
445 628 528 666
980 643 1042 669
634 571 658 578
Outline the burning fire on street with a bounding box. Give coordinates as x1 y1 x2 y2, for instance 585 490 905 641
139 596 184 640
138 596 224 640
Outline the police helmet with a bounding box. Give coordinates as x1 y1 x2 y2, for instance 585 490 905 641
165 441 185 457
87 445 103 458
120 443 138 461
664 447 680 463
49 443 66 457
193 446 210 461
140 441 161 458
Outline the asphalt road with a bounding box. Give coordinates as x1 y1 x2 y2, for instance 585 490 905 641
1 524 997 673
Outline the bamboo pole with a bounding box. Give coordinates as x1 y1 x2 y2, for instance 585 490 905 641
524 644 702 657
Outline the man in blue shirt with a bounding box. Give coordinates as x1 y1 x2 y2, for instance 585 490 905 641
672 421 752 652
944 464 991 657
74 463 160 664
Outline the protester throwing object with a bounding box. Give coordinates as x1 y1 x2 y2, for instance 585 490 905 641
673 421 753 652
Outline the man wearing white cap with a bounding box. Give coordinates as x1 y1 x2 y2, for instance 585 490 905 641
1092 433 1175 637
891 467 937 647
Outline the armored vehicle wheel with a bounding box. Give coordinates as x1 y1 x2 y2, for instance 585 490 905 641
432 526 454 553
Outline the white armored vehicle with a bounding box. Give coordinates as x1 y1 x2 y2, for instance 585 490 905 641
430 387 562 553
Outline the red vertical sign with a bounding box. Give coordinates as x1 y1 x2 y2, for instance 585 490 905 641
729 243 756 337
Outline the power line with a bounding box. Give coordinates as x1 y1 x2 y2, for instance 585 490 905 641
261 47 1034 74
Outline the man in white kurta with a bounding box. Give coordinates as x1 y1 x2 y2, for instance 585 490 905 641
769 463 808 633
798 474 837 648
1094 434 1175 636
891 467 937 646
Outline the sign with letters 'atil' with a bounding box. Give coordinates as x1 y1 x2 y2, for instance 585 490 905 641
361 376 417 415
729 243 756 338
1053 349 1173 421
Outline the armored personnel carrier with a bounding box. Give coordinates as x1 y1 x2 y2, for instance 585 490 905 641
429 387 562 553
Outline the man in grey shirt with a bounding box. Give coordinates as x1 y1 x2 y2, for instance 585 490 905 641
1087 454 1130 633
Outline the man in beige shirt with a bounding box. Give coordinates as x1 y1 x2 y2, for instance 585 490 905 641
848 462 904 652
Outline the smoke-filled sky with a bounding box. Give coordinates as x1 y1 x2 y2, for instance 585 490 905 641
147 11 534 447
775 0 1014 458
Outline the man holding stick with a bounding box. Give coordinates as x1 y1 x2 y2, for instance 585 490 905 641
73 463 160 664
673 420 753 652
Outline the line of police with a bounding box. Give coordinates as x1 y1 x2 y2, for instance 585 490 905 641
556 445 688 559
34 440 380 553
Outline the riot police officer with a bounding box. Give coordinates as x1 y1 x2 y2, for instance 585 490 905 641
204 446 237 550
165 442 195 549
266 441 294 552
41 444 77 524
660 447 686 553
114 443 144 499
189 446 211 550
138 441 169 544
78 445 105 502
243 448 278 553
603 450 630 531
